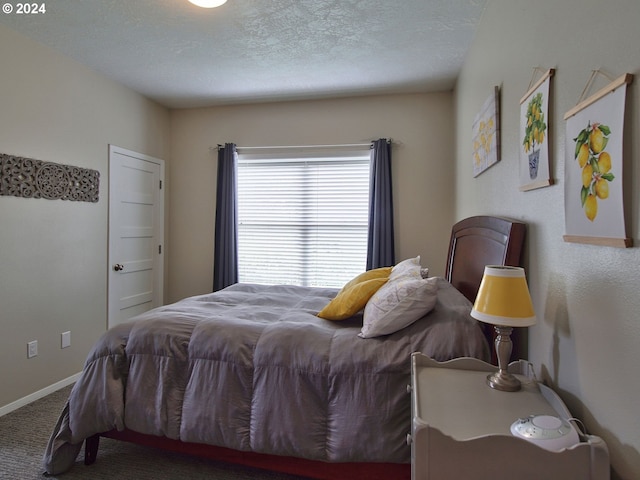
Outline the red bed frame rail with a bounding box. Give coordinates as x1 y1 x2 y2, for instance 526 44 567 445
85 429 411 480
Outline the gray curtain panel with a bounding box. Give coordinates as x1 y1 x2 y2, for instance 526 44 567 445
213 143 239 291
367 139 395 270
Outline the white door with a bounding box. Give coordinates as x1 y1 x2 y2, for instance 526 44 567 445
108 145 164 328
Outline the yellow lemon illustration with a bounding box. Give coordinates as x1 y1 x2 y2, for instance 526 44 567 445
582 164 593 188
585 194 598 221
577 144 589 168
595 179 609 199
598 151 611 173
590 128 604 154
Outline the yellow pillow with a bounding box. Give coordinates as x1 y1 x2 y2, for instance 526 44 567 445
318 267 392 320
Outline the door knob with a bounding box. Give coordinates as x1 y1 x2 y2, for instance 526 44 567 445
113 263 124 272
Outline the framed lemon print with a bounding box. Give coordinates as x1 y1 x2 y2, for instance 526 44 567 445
519 69 554 191
563 73 633 248
472 87 500 177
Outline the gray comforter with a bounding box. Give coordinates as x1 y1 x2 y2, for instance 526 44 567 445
44 279 489 475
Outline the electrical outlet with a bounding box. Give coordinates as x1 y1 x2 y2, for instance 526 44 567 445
27 340 38 358
61 331 71 349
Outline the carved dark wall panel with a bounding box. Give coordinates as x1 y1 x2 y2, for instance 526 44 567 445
0 153 99 203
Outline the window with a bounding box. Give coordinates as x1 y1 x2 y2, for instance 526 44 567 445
237 147 370 288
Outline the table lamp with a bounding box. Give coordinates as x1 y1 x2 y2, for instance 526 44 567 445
471 265 536 392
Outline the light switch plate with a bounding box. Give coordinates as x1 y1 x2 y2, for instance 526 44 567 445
27 340 38 358
61 331 71 349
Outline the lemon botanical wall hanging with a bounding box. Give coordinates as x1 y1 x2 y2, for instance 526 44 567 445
563 72 633 248
519 68 554 191
472 86 500 177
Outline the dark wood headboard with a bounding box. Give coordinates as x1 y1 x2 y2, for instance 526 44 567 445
444 215 527 362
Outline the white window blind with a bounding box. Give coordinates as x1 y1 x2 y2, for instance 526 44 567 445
237 148 371 288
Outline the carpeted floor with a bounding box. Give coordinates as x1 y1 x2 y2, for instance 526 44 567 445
0 385 311 480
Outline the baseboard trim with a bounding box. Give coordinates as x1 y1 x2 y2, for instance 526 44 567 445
0 372 81 417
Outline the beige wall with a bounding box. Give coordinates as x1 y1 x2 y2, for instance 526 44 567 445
168 93 454 303
454 1 640 478
0 25 170 408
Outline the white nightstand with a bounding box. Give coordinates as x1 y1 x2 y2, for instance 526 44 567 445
409 352 609 480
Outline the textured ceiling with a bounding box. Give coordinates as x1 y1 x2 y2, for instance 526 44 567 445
0 0 487 108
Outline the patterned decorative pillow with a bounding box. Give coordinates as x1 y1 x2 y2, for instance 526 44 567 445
359 275 438 338
389 255 422 282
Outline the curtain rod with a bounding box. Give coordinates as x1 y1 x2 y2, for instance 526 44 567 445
210 139 392 151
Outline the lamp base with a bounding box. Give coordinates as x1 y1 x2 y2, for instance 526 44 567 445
486 325 522 392
486 370 521 392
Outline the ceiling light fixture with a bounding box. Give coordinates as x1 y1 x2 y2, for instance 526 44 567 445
188 0 227 8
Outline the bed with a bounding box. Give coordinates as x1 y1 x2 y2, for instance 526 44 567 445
43 215 526 479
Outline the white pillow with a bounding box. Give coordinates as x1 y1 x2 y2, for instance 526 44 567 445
389 255 422 282
359 276 438 338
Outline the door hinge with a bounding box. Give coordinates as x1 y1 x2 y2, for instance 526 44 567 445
159 180 163 190
158 245 162 254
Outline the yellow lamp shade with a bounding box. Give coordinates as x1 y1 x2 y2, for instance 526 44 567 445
471 265 536 327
